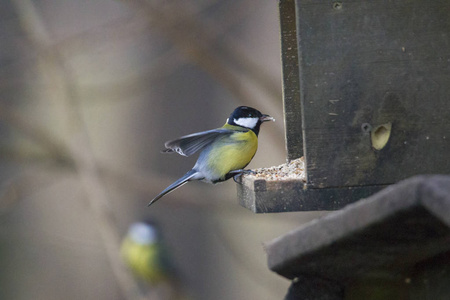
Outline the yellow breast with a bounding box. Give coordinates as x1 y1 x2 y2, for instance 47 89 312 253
120 238 167 284
206 125 258 180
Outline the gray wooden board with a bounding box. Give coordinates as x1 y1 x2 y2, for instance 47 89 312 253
237 176 386 213
295 0 450 187
280 0 303 161
266 175 450 283
408 251 450 300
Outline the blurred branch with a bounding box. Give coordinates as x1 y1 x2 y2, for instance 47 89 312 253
160 0 282 101
3 0 283 114
2 0 285 152
11 1 148 299
211 217 284 298
178 0 282 102
123 0 284 135
75 47 184 104
0 2 282 216
0 101 240 213
1 3 298 297
156 0 281 101
0 103 73 166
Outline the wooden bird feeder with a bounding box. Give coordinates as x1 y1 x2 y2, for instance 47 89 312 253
267 175 450 300
237 0 450 213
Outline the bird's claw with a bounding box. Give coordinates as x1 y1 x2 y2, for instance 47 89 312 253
233 169 256 184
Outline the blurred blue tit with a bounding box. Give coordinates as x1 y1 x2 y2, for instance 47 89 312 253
121 222 174 284
148 106 274 206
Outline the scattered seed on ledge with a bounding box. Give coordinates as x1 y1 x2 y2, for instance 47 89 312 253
245 157 306 181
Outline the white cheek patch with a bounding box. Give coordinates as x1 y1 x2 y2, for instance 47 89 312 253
129 223 157 245
234 117 259 129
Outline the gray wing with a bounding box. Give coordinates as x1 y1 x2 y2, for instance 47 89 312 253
162 128 236 157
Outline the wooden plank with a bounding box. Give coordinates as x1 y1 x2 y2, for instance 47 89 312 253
280 0 303 161
237 175 385 213
295 0 450 187
266 175 450 289
409 252 450 300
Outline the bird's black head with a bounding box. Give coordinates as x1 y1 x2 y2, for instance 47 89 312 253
227 106 274 135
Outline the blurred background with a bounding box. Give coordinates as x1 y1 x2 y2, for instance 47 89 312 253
0 0 327 299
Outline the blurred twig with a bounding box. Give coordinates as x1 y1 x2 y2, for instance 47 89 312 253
0 0 286 215
1 2 297 298
211 216 284 298
157 0 280 93
123 0 284 136
11 1 148 299
0 104 73 165
178 0 282 102
0 101 240 212
3 0 286 152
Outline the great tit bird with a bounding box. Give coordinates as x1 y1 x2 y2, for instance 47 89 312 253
148 106 274 206
121 222 175 285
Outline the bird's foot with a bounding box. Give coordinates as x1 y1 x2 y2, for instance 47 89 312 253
232 169 256 184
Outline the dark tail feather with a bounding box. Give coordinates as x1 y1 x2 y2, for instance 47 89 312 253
148 170 199 207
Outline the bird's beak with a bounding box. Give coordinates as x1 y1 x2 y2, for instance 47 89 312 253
260 114 275 122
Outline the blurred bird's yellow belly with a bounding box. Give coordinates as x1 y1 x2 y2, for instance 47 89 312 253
121 238 166 284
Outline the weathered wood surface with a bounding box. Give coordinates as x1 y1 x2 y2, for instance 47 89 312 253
280 0 303 161
291 0 450 187
237 175 385 213
266 175 450 300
